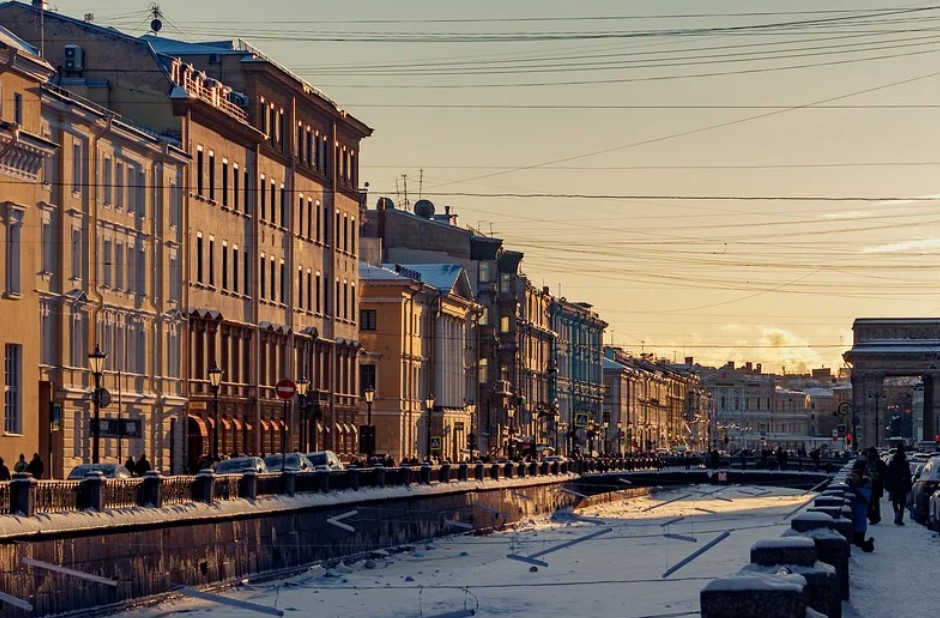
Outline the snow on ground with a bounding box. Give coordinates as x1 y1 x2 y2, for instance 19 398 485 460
842 494 940 618
118 485 814 618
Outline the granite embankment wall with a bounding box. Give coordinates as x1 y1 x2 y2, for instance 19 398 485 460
0 474 648 617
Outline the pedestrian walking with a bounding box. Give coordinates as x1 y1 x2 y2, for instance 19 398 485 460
847 460 875 552
13 454 26 473
26 453 44 480
124 456 137 476
884 445 913 525
865 447 887 524
0 457 11 481
136 454 151 475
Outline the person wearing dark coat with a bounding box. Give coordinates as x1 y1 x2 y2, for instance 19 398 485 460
884 445 913 525
26 453 44 480
865 447 887 524
135 454 151 475
124 457 137 476
0 457 10 481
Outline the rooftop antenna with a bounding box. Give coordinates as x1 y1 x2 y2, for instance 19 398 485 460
401 174 410 210
83 13 94 22
149 3 164 35
418 169 424 200
395 177 401 208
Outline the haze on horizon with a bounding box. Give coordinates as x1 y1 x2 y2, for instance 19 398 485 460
63 0 940 374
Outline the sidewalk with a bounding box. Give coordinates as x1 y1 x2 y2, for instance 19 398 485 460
844 495 940 617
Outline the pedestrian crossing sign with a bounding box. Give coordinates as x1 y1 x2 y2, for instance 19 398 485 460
574 412 590 428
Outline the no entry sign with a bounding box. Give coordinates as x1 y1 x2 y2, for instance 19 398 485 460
275 379 296 400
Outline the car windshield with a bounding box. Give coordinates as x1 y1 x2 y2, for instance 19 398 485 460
264 454 302 468
216 459 256 473
67 464 124 479
307 453 328 466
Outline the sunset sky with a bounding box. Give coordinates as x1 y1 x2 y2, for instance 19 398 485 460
66 0 940 372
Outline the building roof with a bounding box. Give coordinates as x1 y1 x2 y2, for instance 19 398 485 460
395 263 473 297
0 21 39 57
140 36 246 57
359 263 410 282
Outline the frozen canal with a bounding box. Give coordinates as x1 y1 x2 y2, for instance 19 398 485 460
121 485 815 618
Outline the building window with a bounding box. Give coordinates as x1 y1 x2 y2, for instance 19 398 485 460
243 250 251 296
361 309 377 331
315 272 321 313
221 159 229 207
5 208 23 294
102 238 112 288
208 236 215 287
307 198 313 238
270 179 277 225
232 163 239 211
221 242 229 290
269 258 276 302
71 228 82 280
280 183 287 227
297 267 304 310
279 260 286 303
232 246 239 294
208 151 216 201
306 270 312 310
102 156 112 205
4 344 21 434
196 234 204 284
71 141 82 193
298 194 304 237
243 167 250 215
13 93 22 125
115 241 124 290
115 161 124 209
360 363 376 392
259 174 266 220
259 253 266 299
196 147 204 196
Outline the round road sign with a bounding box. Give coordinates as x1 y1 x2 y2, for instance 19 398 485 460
275 379 297 400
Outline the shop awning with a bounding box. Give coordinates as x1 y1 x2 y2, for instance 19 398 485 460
188 415 209 437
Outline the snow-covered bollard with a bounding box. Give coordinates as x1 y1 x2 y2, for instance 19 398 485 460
741 562 839 618
140 470 163 507
806 506 843 521
814 496 848 509
749 537 817 568
784 527 851 603
700 572 808 618
10 472 37 516
193 470 215 504
239 469 258 500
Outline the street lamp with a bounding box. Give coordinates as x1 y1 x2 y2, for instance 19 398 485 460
616 421 624 457
296 376 309 453
88 344 107 464
364 385 375 462
425 394 435 461
208 364 223 460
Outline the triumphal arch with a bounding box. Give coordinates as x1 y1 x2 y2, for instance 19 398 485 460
843 318 940 448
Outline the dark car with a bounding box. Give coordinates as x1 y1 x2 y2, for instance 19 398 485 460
214 457 267 475
305 451 345 471
909 455 940 524
263 453 314 473
66 463 133 480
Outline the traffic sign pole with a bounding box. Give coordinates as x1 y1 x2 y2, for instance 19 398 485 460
275 379 296 469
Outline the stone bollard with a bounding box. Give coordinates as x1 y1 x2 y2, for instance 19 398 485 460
474 462 485 481
239 470 258 500
785 527 851 603
529 462 538 476
398 465 412 486
700 572 807 618
439 463 451 484
749 537 817 567
790 511 834 534
194 470 215 504
374 464 386 487
139 471 163 507
315 468 331 492
821 489 846 499
420 463 431 485
540 461 549 476
457 462 468 482
281 470 297 497
741 562 839 618
10 472 36 516
517 462 526 478
489 464 500 481
814 496 847 509
504 463 515 479
806 506 843 521
347 467 360 491
552 461 560 475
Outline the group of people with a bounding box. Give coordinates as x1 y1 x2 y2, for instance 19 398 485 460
123 454 151 476
0 453 44 481
846 445 914 554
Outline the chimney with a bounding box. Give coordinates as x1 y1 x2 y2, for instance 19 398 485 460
685 356 694 366
728 361 735 370
33 0 49 9
756 363 762 374
542 286 550 295
745 361 753 372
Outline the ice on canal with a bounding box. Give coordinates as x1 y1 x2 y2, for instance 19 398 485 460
121 485 814 618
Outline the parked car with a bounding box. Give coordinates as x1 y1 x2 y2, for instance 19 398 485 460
909 455 940 524
215 456 267 475
928 488 940 531
305 450 344 471
263 453 314 473
66 463 133 480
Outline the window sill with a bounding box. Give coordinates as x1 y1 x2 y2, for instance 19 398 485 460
2 291 22 300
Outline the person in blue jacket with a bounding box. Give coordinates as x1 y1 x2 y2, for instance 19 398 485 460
846 460 875 552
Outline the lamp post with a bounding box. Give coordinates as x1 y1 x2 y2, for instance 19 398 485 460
616 421 624 457
425 394 435 461
296 376 309 453
208 364 223 461
88 344 107 464
364 385 375 462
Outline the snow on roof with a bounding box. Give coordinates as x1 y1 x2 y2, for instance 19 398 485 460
395 263 463 293
141 35 243 57
359 262 410 282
